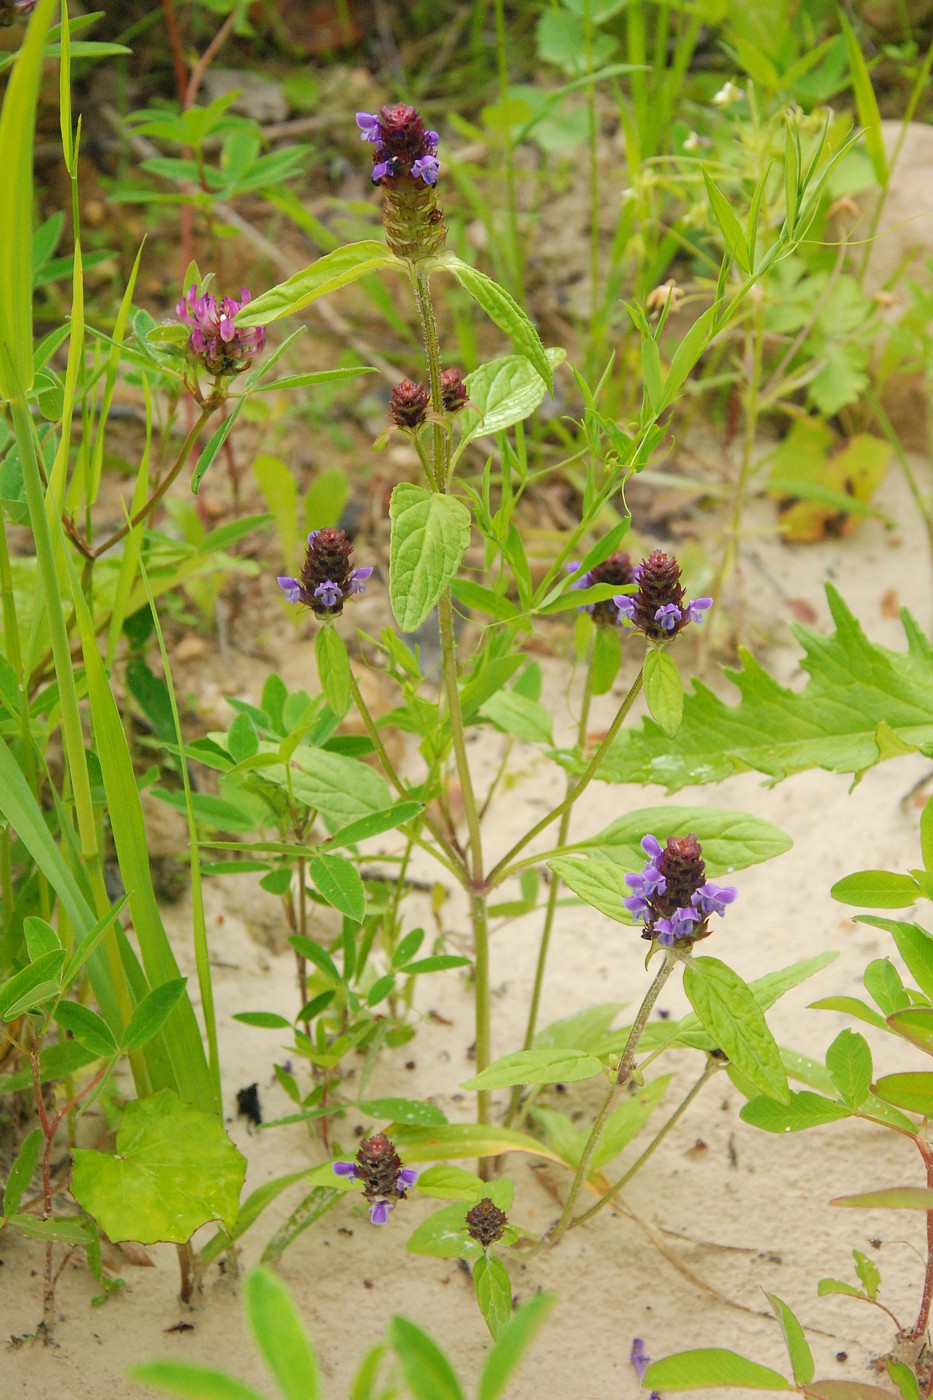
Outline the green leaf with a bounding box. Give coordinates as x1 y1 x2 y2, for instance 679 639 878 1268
809 996 889 1032
0 949 65 1018
459 349 564 445
121 979 188 1053
406 1182 515 1260
129 1362 266 1400
853 1249 880 1299
415 1165 489 1202
838 10 887 185
591 587 933 791
889 1361 923 1400
245 1267 321 1400
359 1098 447 1127
832 1187 933 1210
817 1278 865 1299
580 805 792 873
872 1072 933 1115
702 170 751 271
435 256 553 389
643 1349 792 1390
740 1090 852 1133
474 1254 512 1340
683 957 790 1104
324 801 423 848
232 1011 293 1029
889 922 933 1002
191 399 245 494
308 853 365 924
643 649 684 737
480 689 553 746
11 1213 91 1245
24 916 60 960
591 1075 671 1170
70 1089 246 1243
591 625 621 695
765 1294 814 1387
389 484 472 633
548 853 632 924
886 1007 933 1056
3 1127 41 1218
315 626 351 718
280 747 392 826
235 242 398 325
461 1049 604 1091
390 1122 563 1166
831 871 920 908
0 0 56 398
921 795 933 873
477 1293 556 1400
825 1030 872 1108
55 1001 118 1058
389 1317 466 1400
864 956 910 1015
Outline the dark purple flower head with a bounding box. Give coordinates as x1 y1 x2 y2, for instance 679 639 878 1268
440 367 469 413
465 1197 508 1248
356 104 440 187
569 549 636 628
0 0 36 22
277 527 372 619
176 285 266 378
333 1132 418 1226
623 833 737 948
613 549 711 641
389 378 430 430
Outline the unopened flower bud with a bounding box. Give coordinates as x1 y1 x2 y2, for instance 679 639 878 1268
569 549 635 628
440 367 468 413
277 527 372 619
389 378 430 429
465 1197 508 1248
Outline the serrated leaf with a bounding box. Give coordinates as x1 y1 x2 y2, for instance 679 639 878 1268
435 256 552 389
70 1088 246 1243
474 1254 512 1340
459 348 565 446
235 242 398 325
684 957 790 1104
825 1030 872 1108
591 586 933 791
740 1090 852 1133
643 1348 792 1390
643 648 683 737
461 1049 603 1091
389 483 471 632
308 853 365 923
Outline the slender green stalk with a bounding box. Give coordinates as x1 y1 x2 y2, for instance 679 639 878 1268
505 648 597 1129
567 1056 721 1232
548 950 679 1243
487 663 644 888
583 0 602 369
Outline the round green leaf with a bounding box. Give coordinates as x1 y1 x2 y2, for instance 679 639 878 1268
70 1088 246 1243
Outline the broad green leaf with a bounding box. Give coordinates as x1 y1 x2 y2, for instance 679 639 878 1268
831 871 920 908
643 648 683 737
415 1166 489 1202
889 922 933 1002
129 1362 266 1400
765 1294 814 1387
889 1361 923 1400
315 626 351 719
578 805 792 873
245 1267 320 1400
308 853 365 924
643 1348 792 1390
3 1127 41 1217
740 1090 852 1133
406 1182 515 1260
480 690 553 746
459 348 565 445
235 242 399 325
872 1072 933 1115
70 1089 246 1243
435 256 552 389
233 1011 292 1029
55 1001 118 1058
461 1048 603 1091
476 1292 556 1400
389 1317 466 1400
832 1187 933 1210
358 1099 447 1129
683 957 790 1104
283 747 392 826
548 853 632 923
24 916 60 959
864 956 910 1015
809 996 889 1032
825 1030 872 1108
590 587 933 791
474 1254 512 1340
390 1122 563 1165
121 979 188 1053
534 1002 624 1052
887 1007 933 1056
389 483 472 632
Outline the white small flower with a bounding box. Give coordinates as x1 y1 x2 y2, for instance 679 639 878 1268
712 80 746 108
683 131 711 151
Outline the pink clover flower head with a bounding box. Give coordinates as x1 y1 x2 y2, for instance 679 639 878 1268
623 833 737 947
612 549 710 641
355 103 440 186
175 285 266 378
332 1133 418 1226
276 528 372 619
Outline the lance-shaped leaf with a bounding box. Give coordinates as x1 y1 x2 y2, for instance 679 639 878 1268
643 1349 792 1391
458 348 565 446
684 957 790 1104
389 483 471 632
235 241 399 325
70 1089 246 1243
589 586 933 792
574 805 792 872
831 1187 933 1210
461 1048 603 1091
432 255 552 389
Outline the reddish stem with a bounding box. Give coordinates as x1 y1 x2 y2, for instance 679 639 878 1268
161 0 189 104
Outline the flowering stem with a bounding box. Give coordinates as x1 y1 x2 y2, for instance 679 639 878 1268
548 950 678 1244
566 1055 721 1233
487 663 644 889
505 646 596 1128
911 1135 933 1344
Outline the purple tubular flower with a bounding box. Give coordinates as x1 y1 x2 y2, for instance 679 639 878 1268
356 111 382 142
369 1201 391 1225
355 103 440 187
630 1339 661 1399
332 1160 357 1180
277 529 371 619
411 154 439 185
625 833 737 947
176 285 266 378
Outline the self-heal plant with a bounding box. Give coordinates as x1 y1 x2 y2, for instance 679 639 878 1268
333 1132 418 1225
613 548 712 640
176 284 266 404
277 527 373 619
624 834 737 947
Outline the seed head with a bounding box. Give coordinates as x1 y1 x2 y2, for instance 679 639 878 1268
465 1197 508 1248
277 528 372 619
440 367 468 414
570 549 635 628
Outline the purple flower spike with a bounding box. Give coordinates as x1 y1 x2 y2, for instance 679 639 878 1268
625 833 737 947
614 549 710 641
278 528 372 620
176 284 266 379
354 102 441 187
336 1132 416 1228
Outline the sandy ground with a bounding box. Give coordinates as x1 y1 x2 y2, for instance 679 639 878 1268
3 460 933 1399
